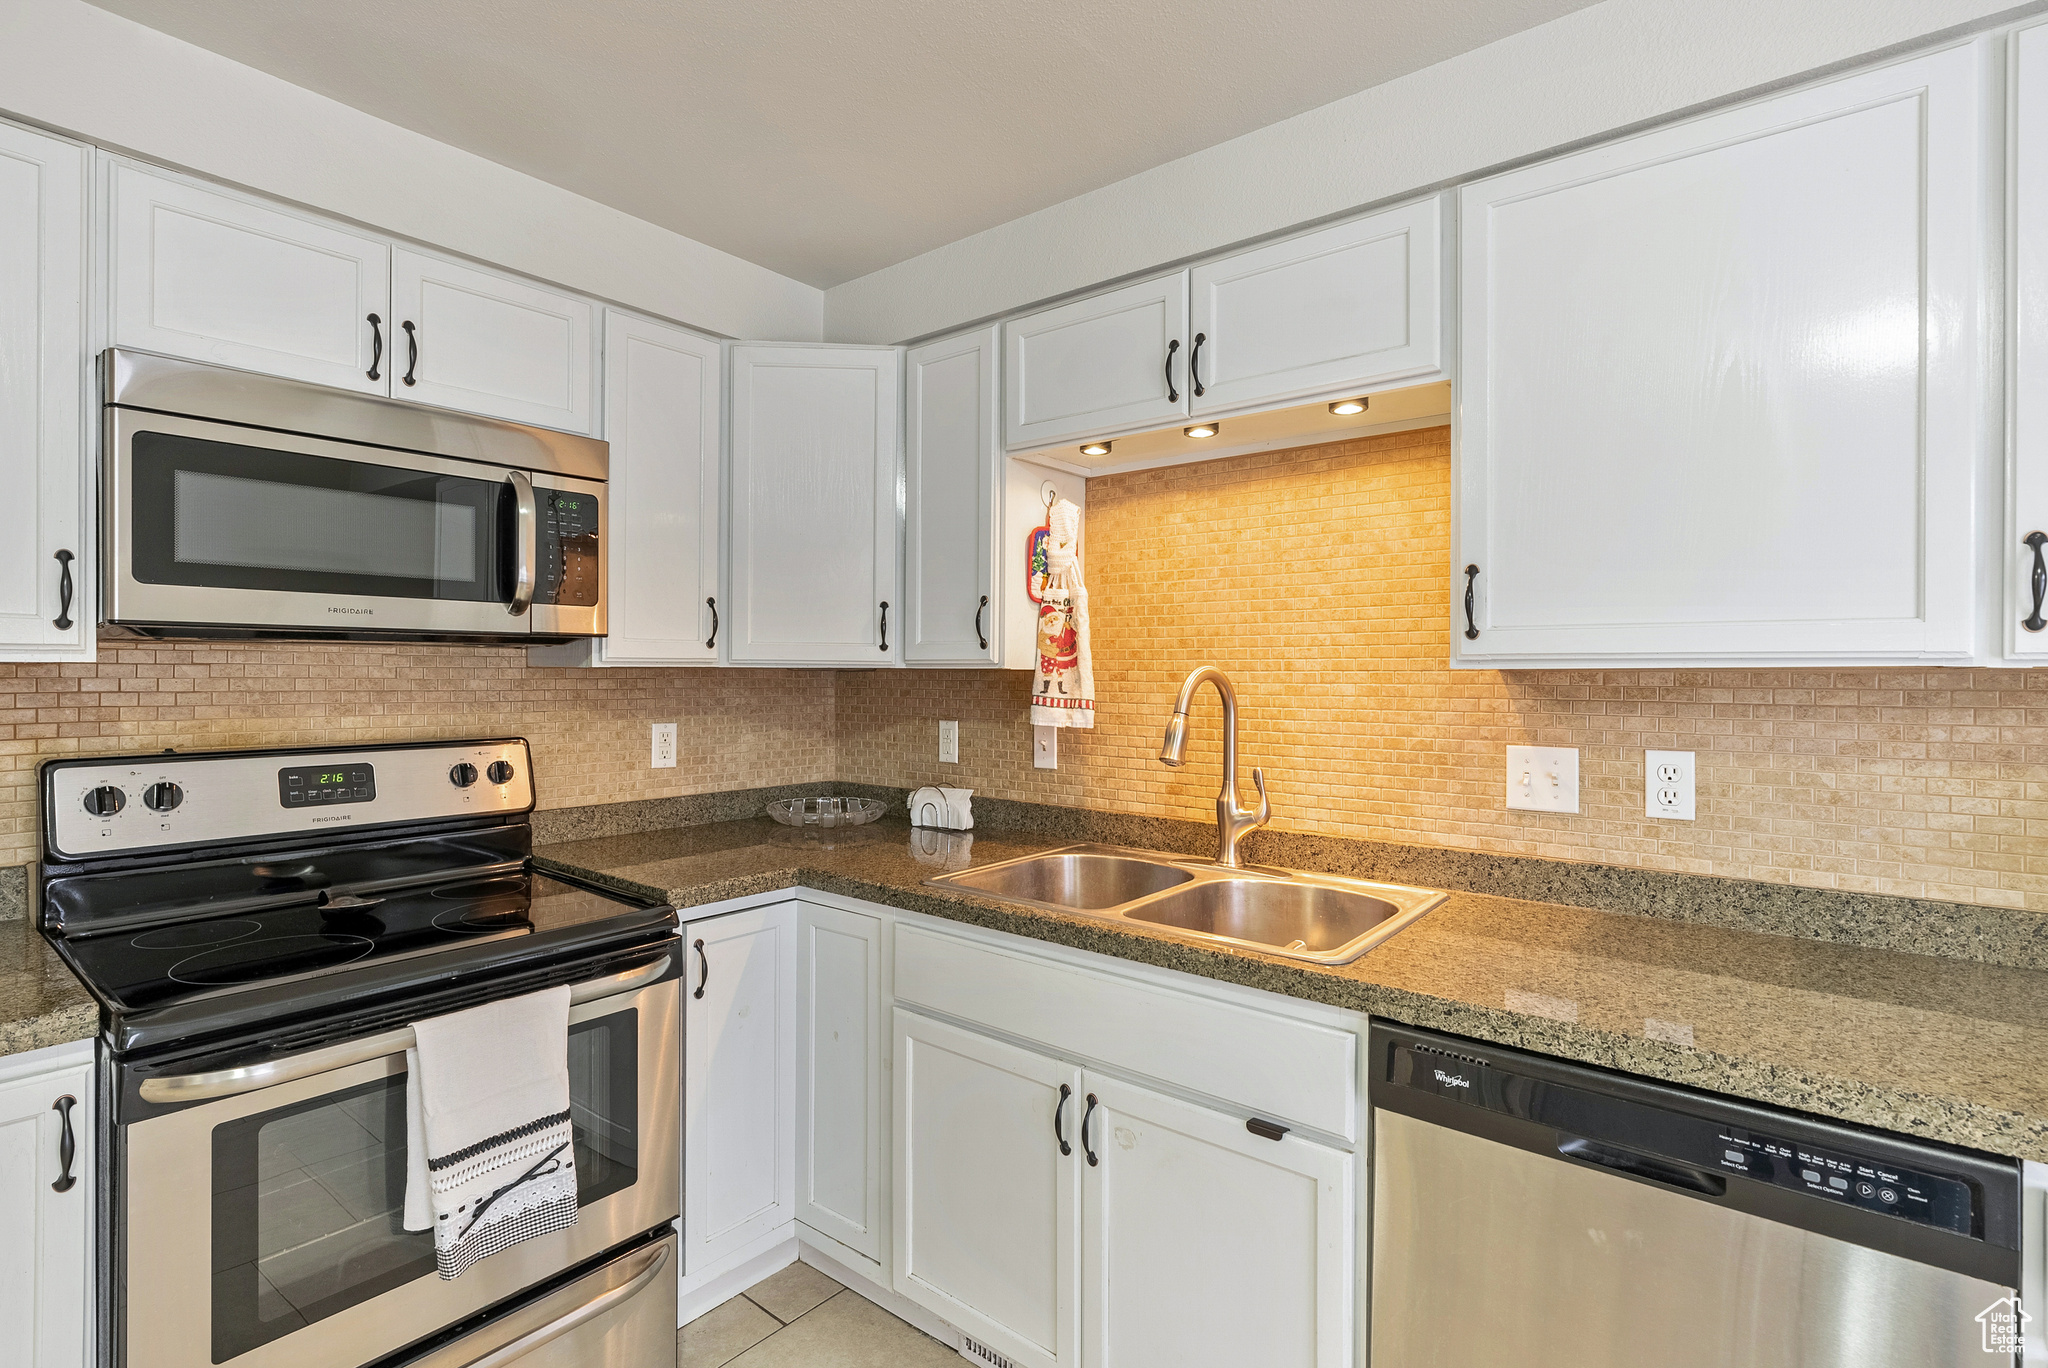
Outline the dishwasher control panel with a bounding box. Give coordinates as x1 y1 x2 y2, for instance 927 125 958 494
1711 1128 1973 1234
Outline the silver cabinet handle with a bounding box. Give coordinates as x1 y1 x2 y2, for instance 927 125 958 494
507 471 537 616
138 954 671 1104
459 1240 670 1368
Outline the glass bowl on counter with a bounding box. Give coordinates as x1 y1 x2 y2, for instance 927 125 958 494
766 796 887 828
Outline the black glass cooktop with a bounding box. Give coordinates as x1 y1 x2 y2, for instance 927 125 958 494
55 871 636 1015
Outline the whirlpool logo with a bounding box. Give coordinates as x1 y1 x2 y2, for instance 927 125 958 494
327 607 374 616
1433 1068 1472 1089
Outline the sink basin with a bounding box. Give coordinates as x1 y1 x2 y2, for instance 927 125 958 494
1124 879 1413 962
939 850 1195 910
924 844 1445 964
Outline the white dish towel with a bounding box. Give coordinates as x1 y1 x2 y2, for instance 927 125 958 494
402 985 579 1278
1030 497 1094 729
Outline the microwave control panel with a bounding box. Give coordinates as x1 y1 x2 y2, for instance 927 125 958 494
536 487 599 608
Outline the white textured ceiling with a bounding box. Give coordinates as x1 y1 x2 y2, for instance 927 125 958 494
89 0 1601 288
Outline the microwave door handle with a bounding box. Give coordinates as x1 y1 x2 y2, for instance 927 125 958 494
136 954 671 1104
507 471 537 616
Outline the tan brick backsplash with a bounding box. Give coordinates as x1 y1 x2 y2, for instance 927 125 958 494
0 639 835 867
837 424 2048 912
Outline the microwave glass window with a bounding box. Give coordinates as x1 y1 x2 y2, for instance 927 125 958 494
131 431 503 604
173 469 478 584
208 1010 640 1362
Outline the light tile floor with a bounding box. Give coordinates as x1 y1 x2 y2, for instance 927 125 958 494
681 1261 961 1368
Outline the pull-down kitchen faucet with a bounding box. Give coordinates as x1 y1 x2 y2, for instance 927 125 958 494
1158 665 1271 867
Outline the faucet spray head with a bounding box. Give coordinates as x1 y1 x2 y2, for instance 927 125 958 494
1159 712 1188 766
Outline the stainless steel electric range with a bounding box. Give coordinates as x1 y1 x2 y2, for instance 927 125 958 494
38 739 681 1368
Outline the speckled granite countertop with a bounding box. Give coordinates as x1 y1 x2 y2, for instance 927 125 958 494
0 916 97 1058
537 816 2048 1166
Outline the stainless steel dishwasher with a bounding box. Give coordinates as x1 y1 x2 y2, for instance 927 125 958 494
1370 1024 2024 1368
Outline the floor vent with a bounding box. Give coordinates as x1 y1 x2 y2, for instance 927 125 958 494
961 1335 1017 1368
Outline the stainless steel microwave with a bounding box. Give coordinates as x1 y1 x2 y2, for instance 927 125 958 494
101 349 607 643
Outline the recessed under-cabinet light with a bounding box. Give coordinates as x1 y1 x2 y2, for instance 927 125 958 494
1184 423 1219 439
1079 440 1112 457
1329 398 1369 416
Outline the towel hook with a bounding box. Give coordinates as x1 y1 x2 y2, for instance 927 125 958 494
1041 480 1059 511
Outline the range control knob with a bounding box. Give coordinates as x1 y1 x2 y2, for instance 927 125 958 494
449 762 479 788
142 781 184 812
83 785 126 817
486 760 516 785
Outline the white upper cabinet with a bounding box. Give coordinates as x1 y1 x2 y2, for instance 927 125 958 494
1456 44 1991 666
109 163 389 393
1188 198 1443 417
2010 22 2048 660
1005 273 1189 451
905 327 1000 665
0 123 90 662
587 312 721 665
728 344 903 665
389 248 595 433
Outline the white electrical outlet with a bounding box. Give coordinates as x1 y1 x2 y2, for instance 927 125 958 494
939 720 960 764
1646 749 1695 820
1505 745 1579 813
1034 725 1058 770
651 722 677 769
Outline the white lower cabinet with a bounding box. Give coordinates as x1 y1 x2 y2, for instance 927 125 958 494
1081 1075 1352 1368
0 1040 95 1368
795 901 889 1268
682 905 797 1275
895 1009 1082 1368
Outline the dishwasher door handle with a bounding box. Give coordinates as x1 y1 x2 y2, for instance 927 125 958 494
1557 1136 1727 1197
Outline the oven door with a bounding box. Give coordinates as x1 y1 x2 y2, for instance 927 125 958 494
103 407 604 639
120 960 678 1368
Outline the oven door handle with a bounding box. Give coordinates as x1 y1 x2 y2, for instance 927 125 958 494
137 953 672 1104
459 1239 670 1368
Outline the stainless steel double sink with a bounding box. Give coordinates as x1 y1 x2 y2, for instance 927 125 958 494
923 843 1447 966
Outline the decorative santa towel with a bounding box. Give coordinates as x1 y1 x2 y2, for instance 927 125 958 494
1031 497 1094 728
403 985 578 1278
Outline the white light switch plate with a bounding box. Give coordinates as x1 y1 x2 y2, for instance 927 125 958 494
939 720 960 764
1505 745 1578 813
1034 725 1058 770
1646 749 1695 820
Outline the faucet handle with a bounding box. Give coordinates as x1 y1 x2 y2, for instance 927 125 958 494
1250 767 1271 826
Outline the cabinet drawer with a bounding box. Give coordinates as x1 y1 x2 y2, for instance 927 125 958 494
894 924 1355 1140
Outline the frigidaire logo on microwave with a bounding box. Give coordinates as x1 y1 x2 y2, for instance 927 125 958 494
327 607 374 615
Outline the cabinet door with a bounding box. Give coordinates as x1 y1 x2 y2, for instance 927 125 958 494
0 123 89 661
1188 198 1443 416
796 902 888 1266
894 1010 1080 1368
727 345 902 664
593 312 721 665
682 906 797 1275
390 248 596 433
2012 23 2048 659
1457 45 1990 665
905 327 1000 665
1004 273 1188 451
1081 1076 1352 1368
109 163 388 392
0 1050 94 1368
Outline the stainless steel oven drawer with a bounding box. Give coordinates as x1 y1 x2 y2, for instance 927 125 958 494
396 1233 676 1368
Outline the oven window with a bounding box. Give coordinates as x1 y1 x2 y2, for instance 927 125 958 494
209 1010 640 1362
131 430 505 603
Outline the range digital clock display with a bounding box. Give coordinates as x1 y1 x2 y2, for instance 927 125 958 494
277 762 376 808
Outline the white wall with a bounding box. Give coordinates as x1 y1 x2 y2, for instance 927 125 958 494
0 0 823 343
823 0 2033 344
